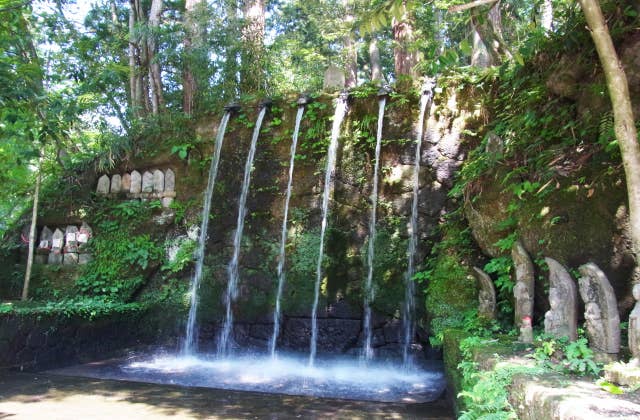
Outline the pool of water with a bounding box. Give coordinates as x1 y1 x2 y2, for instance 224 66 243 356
49 350 446 403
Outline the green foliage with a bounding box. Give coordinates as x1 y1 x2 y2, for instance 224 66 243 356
533 334 601 377
457 336 545 420
75 199 164 301
422 221 477 345
161 238 197 274
0 296 145 320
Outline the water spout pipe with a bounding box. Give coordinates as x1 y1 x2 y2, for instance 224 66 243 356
224 102 241 112
422 77 437 95
338 89 350 101
259 98 273 109
377 85 392 98
297 94 312 106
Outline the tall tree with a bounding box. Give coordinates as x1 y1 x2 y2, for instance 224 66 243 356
182 0 204 115
392 0 419 77
147 0 164 114
239 0 265 93
578 0 640 265
343 0 357 87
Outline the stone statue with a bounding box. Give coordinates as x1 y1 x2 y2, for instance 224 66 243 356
512 240 534 330
35 226 53 264
142 171 154 193
121 173 131 192
96 174 110 195
110 174 122 194
130 170 142 194
472 267 497 320
152 169 164 193
578 262 620 361
629 283 640 364
544 258 578 341
48 228 64 264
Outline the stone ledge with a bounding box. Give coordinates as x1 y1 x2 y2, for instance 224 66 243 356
442 330 640 419
509 371 640 419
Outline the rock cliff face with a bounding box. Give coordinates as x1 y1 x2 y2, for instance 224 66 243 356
184 89 476 354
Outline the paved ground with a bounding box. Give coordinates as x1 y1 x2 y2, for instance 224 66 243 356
0 370 454 419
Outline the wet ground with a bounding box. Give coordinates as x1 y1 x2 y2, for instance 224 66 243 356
46 352 446 403
0 370 454 419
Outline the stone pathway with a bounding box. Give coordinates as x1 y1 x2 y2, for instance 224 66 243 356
0 370 453 419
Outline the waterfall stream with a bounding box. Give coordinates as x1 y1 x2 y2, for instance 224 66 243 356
362 95 387 361
182 111 232 356
403 80 435 367
309 93 348 366
217 105 268 356
269 103 306 358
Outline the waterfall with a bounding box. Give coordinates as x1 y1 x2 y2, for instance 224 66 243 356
402 80 435 367
182 110 233 356
217 104 268 356
362 92 387 361
309 92 348 367
269 99 307 358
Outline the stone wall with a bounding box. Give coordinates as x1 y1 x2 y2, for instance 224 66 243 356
0 306 180 370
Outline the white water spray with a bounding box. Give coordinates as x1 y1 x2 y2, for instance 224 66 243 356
403 80 435 367
218 105 268 356
309 93 348 366
182 110 233 356
269 101 306 358
362 93 387 361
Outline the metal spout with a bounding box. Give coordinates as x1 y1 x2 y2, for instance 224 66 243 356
377 85 392 98
224 102 241 112
297 94 311 106
422 77 436 95
259 98 273 109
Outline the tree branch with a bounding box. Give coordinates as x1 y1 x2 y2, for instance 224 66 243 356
448 0 498 13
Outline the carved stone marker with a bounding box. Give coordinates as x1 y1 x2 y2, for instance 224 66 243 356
130 170 142 194
77 222 92 251
64 225 79 254
37 226 53 250
48 228 64 264
35 226 53 264
153 169 164 193
96 175 110 195
544 257 578 341
629 283 640 363
472 267 496 320
110 174 122 194
142 171 154 193
121 173 131 193
164 169 175 192
323 64 345 91
512 240 534 331
578 262 620 360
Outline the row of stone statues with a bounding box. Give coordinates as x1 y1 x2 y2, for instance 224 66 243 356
96 169 176 207
35 223 92 265
473 240 639 363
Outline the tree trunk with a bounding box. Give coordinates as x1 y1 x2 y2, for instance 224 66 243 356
392 0 419 77
343 0 357 88
467 0 511 65
471 23 491 67
239 0 265 94
147 0 163 114
129 0 142 116
183 0 204 115
22 158 42 301
578 0 640 263
369 37 382 83
541 0 553 31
